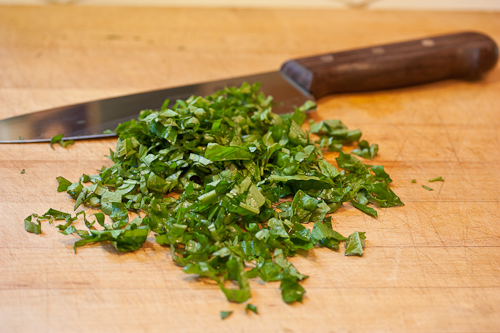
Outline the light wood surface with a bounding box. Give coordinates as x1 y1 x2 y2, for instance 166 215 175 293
1 6 499 332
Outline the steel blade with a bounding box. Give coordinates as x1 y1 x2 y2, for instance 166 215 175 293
0 71 313 143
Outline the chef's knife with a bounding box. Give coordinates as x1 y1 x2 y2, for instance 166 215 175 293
0 31 497 143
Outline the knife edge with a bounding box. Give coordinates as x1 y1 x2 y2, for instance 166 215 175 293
0 71 313 143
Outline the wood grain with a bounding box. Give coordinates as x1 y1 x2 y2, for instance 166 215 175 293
0 5 499 332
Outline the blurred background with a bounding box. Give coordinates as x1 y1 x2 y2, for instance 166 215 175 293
1 0 500 11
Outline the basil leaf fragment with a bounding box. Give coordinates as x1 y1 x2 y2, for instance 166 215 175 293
352 140 378 160
345 231 366 256
429 176 444 182
220 311 233 320
56 176 72 192
245 303 258 314
24 214 41 234
50 134 75 149
281 276 306 303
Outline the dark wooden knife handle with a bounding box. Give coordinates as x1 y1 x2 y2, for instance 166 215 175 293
281 31 499 99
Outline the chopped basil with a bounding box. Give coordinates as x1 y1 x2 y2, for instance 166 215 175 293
344 231 366 256
24 214 41 234
56 176 72 192
220 311 233 320
50 134 74 149
351 140 378 160
245 303 258 314
281 276 306 303
310 119 378 159
422 185 433 191
411 179 416 183
21 169 25 174
26 82 403 307
429 176 444 182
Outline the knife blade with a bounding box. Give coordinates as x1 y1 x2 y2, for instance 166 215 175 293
0 31 497 143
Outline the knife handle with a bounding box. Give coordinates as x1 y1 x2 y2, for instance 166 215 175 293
281 31 499 99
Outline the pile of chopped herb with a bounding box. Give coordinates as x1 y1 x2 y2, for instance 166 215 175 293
26 83 403 305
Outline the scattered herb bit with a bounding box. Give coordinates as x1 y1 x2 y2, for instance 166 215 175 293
50 134 74 149
422 185 433 191
19 136 24 140
27 82 403 306
344 231 366 256
103 129 115 134
245 304 258 314
21 169 25 174
411 179 416 183
220 311 233 320
24 214 41 234
429 176 444 182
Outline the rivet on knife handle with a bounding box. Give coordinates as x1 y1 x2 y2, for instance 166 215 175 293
280 31 499 99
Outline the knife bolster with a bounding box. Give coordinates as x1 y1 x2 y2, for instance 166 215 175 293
280 60 314 94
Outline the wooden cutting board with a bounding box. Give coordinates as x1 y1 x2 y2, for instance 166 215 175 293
0 5 499 332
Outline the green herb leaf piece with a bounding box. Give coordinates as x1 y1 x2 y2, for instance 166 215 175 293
352 140 379 160
312 219 346 250
204 143 253 161
50 134 74 149
56 176 73 192
219 257 251 303
336 151 367 174
220 311 233 320
311 119 362 152
21 169 25 174
364 182 404 208
41 208 72 221
280 276 306 303
351 200 378 218
50 134 63 149
422 185 433 191
344 231 366 256
298 100 316 112
245 303 258 314
24 214 41 234
411 179 416 183
429 176 444 182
